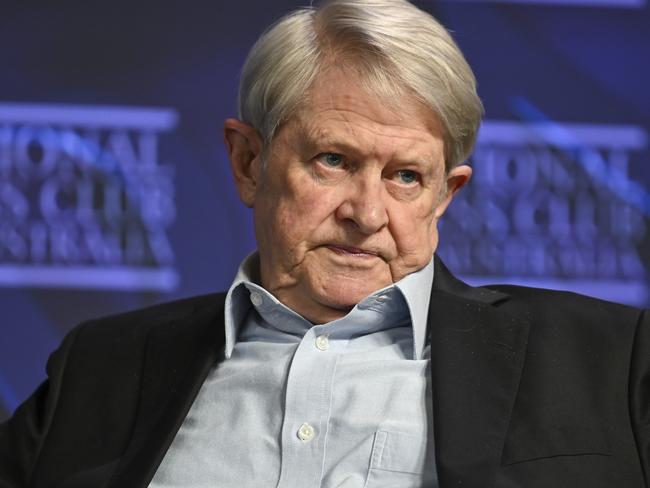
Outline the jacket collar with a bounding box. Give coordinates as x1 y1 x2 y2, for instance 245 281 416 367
430 256 530 487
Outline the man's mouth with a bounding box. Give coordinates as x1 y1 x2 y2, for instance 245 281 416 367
325 244 378 258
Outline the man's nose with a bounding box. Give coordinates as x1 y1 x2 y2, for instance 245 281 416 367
335 176 389 235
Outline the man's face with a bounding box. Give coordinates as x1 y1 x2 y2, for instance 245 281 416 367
226 68 470 323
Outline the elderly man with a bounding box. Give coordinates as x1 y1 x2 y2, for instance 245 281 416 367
1 1 649 487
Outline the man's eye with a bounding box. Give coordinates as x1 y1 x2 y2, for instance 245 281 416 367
318 153 344 168
396 169 419 184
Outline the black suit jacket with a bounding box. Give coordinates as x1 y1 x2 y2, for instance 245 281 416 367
1 257 649 487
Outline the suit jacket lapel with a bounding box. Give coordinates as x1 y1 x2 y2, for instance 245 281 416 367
430 257 530 487
107 295 226 488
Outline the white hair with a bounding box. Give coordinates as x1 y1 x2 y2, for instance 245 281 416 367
238 0 483 170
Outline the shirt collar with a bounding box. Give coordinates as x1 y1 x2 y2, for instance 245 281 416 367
224 252 434 359
393 257 434 359
224 252 260 358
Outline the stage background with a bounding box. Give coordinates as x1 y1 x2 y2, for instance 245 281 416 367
1 0 649 420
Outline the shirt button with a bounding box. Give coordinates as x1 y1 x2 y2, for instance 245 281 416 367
315 334 329 351
297 423 315 442
250 291 263 307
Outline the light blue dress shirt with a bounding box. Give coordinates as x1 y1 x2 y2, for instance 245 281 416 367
150 253 437 488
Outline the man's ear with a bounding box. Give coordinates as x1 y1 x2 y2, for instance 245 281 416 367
224 118 264 208
433 164 472 219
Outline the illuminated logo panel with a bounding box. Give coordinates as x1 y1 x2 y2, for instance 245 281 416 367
439 120 649 306
446 0 645 7
0 103 179 291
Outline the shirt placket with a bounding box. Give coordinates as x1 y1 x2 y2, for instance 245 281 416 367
276 326 345 488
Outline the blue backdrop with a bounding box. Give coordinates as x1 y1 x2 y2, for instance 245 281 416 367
1 0 649 420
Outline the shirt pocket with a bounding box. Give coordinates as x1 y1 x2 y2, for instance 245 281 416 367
364 430 435 488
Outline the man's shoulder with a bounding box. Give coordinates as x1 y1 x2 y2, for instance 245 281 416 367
484 282 642 312
481 282 645 338
433 256 645 321
67 292 227 351
92 291 226 325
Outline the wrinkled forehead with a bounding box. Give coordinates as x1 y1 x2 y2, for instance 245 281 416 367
288 65 445 146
